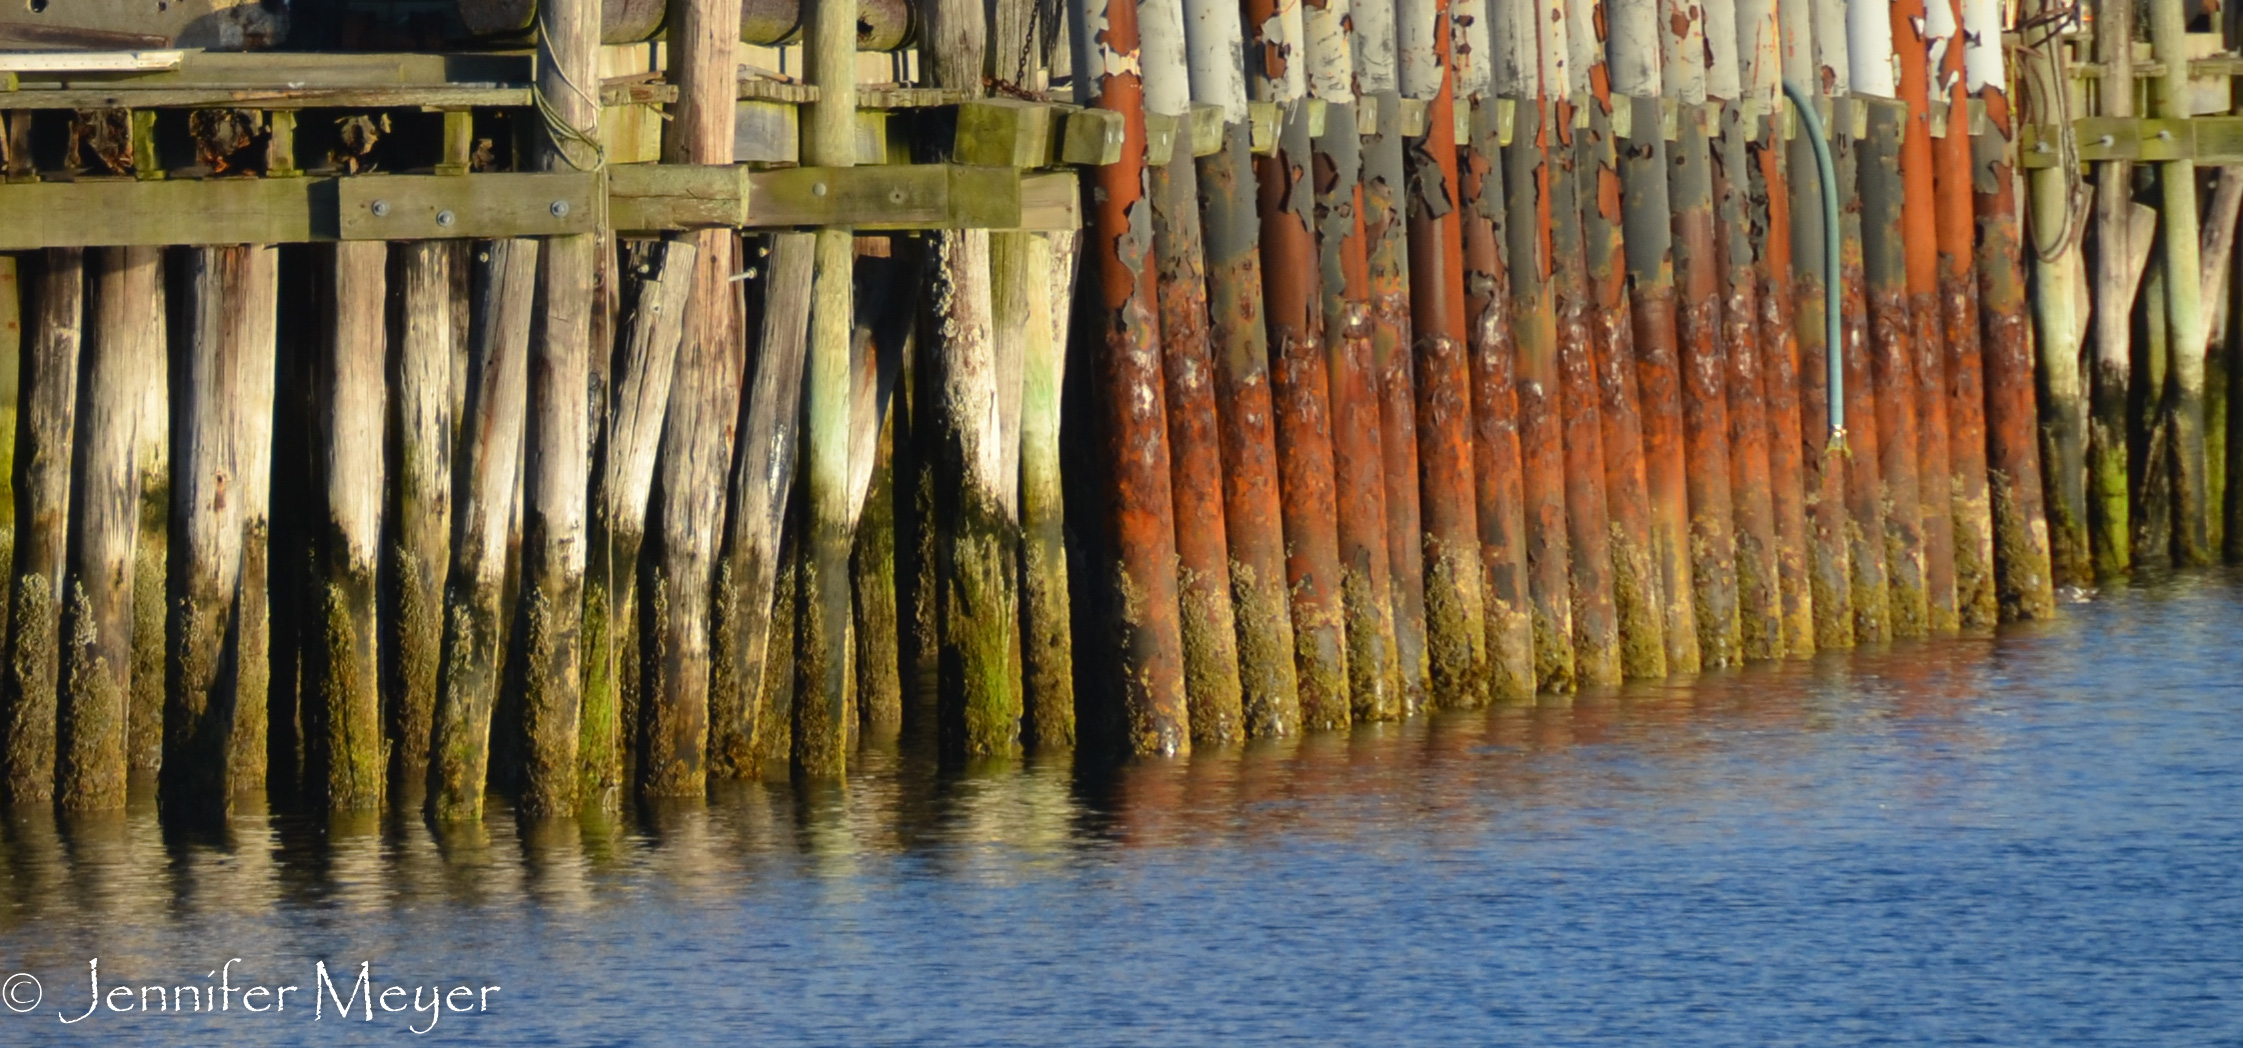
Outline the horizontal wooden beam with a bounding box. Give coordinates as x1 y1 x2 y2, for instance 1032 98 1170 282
2024 116 2243 167
0 164 1077 248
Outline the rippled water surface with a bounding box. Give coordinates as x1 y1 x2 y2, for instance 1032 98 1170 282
1 572 2240 1045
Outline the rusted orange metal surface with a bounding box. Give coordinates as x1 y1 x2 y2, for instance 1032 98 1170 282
1196 121 1305 735
1971 87 2058 620
1079 0 1190 755
1462 99 1540 702
1552 90 1623 688
1403 5 1491 707
1892 0 1959 632
1149 157 1247 743
1313 99 1404 723
1935 0 1998 629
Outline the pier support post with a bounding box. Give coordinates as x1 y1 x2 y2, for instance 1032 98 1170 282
1074 0 1192 754
3 249 80 806
312 241 388 813
389 242 456 799
58 247 158 811
428 239 534 821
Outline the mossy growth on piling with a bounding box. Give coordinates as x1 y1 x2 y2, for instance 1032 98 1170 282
1227 557 1300 738
57 580 126 810
794 530 854 778
754 547 797 779
429 579 505 822
1420 537 1488 711
575 543 621 811
1338 560 1401 724
513 579 581 817
387 541 442 790
708 558 763 780
231 527 272 797
317 564 387 812
940 487 1022 758
130 475 166 773
1175 562 1242 743
854 432 905 743
1608 524 1668 680
4 573 61 803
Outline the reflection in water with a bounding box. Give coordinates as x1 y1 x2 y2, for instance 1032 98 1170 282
0 571 2235 1044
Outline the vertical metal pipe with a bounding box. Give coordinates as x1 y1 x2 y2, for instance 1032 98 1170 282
1249 0 1353 725
1783 17 1857 649
1309 0 1405 721
1892 0 1959 631
1405 0 1495 704
1184 0 1303 734
1355 0 1433 710
1612 0 1703 671
1859 89 1933 638
1741 0 1816 656
1075 0 1194 754
1548 0 1624 686
1152 0 1247 742
1966 0 2058 619
1708 0 1784 660
1499 0 1578 690
1665 0 1744 665
1932 0 1999 627
1468 0 1543 699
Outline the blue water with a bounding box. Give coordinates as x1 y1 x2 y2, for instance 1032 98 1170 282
0 571 2238 1045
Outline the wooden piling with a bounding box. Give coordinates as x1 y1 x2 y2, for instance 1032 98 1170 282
312 241 388 813
708 234 810 778
1184 0 1303 735
1612 0 1705 671
796 224 855 777
388 242 455 797
582 239 690 807
428 239 534 821
515 0 601 815
57 247 156 811
1003 231 1075 748
2148 0 2213 565
1860 95 1932 637
1706 0 1783 661
163 244 279 814
1547 0 1622 688
1149 134 1248 742
1836 116 1894 643
127 256 166 775
2020 25 2090 589
1308 0 1403 722
1576 0 1668 679
643 0 747 793
1468 10 1542 700
1933 0 1998 626
923 0 1017 760
1076 0 1193 754
2 249 80 806
1966 0 2058 620
1340 0 1427 713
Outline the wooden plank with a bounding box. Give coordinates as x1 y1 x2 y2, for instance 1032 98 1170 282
338 173 598 240
0 87 533 111
0 179 314 249
609 163 754 231
0 52 186 75
744 165 1021 229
